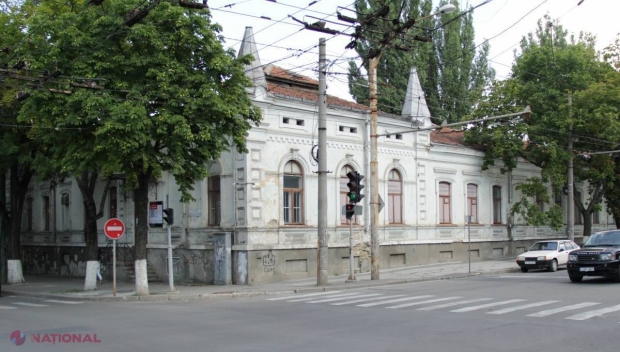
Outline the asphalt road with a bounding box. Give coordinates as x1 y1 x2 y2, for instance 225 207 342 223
3 268 620 352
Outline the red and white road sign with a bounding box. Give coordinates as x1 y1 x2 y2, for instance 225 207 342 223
104 218 125 240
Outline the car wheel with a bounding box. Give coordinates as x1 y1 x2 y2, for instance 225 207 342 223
569 275 583 283
520 267 528 273
548 259 558 272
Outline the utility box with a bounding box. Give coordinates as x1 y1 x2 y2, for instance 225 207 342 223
214 233 232 285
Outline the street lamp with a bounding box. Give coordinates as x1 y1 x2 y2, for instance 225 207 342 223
369 4 457 280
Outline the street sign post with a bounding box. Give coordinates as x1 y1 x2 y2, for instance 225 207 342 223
104 218 125 297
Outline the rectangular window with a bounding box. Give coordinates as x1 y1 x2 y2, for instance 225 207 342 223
467 184 478 223
439 182 451 224
536 195 544 212
388 194 402 224
593 210 600 224
43 196 50 231
26 198 33 231
493 186 502 224
109 187 118 219
208 176 221 226
283 191 303 224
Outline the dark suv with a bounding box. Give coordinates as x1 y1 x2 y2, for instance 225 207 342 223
566 230 620 283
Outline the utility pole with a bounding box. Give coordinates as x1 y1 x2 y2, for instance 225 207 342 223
567 94 574 241
369 56 380 280
317 38 328 286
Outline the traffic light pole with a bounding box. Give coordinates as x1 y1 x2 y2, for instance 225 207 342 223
346 220 356 282
317 38 329 286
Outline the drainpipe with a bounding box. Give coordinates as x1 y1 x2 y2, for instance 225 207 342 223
52 184 56 243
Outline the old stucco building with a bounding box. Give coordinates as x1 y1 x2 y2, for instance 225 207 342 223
19 27 615 285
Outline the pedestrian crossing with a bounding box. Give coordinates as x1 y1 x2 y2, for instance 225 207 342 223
0 299 84 310
265 291 620 322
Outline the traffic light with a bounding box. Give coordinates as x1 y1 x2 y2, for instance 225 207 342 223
163 208 174 225
345 204 355 220
346 171 365 204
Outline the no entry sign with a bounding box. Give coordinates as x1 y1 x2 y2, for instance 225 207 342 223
104 218 125 240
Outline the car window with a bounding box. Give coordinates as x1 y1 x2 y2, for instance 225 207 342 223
571 241 580 248
564 242 573 250
529 242 558 251
584 231 620 247
559 243 566 251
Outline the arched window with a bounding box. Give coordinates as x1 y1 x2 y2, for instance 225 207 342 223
340 165 358 225
208 175 221 226
388 169 402 224
467 184 478 223
283 161 303 224
439 182 451 224
61 192 70 231
493 186 502 224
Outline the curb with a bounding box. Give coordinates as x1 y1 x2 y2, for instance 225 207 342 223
1 267 520 302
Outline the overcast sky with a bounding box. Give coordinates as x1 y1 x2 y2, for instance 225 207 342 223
209 0 620 101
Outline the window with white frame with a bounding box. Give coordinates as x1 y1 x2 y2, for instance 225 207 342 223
283 161 303 224
439 182 451 224
467 184 478 223
492 186 502 224
388 170 402 224
208 175 221 226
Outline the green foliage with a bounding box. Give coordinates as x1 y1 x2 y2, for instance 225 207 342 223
17 0 261 201
464 16 620 233
511 178 562 230
347 0 494 121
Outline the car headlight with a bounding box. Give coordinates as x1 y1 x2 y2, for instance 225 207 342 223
600 253 613 261
568 255 578 262
537 256 547 261
517 256 525 261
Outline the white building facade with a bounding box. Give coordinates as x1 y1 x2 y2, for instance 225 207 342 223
18 27 615 285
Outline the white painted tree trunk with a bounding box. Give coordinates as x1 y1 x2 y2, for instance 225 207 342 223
84 261 98 291
134 259 149 296
7 260 25 284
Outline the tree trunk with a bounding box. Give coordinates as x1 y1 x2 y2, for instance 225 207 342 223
615 212 620 229
0 169 7 285
6 161 32 284
134 172 151 296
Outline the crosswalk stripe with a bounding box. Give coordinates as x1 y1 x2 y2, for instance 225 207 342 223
451 299 526 313
527 302 600 317
331 295 405 306
0 305 17 309
418 298 493 311
287 292 360 302
387 296 461 309
266 291 343 301
13 302 49 307
565 304 620 321
44 300 84 305
307 294 382 304
357 295 435 308
487 300 560 315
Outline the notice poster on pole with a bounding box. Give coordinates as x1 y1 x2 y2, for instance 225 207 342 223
149 201 164 228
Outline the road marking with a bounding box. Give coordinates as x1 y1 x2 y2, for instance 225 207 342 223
13 302 49 307
44 300 84 305
287 292 360 302
495 276 564 279
386 297 461 309
331 295 405 306
451 299 526 313
306 294 382 304
527 302 600 317
266 291 342 301
357 295 435 308
418 298 493 311
566 304 620 321
0 305 17 309
487 300 560 315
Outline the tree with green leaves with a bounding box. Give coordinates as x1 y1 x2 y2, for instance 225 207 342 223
347 0 494 121
464 17 620 239
19 0 261 295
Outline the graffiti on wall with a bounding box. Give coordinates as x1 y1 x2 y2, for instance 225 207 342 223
262 250 276 273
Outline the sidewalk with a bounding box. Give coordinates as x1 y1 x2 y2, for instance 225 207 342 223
0 258 520 302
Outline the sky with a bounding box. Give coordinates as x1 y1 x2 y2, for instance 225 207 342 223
208 0 620 102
